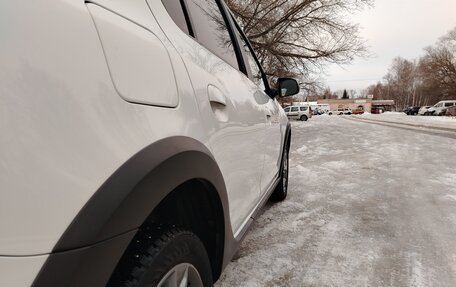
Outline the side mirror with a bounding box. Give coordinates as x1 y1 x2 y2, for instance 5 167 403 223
277 78 299 97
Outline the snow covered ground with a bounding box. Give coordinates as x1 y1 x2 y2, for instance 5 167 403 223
358 112 456 131
215 116 456 287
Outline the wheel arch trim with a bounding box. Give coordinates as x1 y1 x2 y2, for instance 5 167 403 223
33 136 232 286
53 136 231 252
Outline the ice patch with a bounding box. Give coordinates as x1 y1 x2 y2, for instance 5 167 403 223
294 164 308 173
432 173 456 186
322 160 352 170
291 164 320 183
409 253 426 287
297 145 308 154
338 182 358 191
442 194 456 202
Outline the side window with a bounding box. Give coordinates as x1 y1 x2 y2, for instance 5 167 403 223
284 107 290 112
291 107 299 112
162 0 193 36
445 102 453 107
300 107 307 111
185 0 239 69
234 26 265 90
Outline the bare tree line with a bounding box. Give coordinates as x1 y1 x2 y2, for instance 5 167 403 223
365 27 456 110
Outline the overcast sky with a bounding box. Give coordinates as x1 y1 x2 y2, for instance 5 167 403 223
324 0 456 94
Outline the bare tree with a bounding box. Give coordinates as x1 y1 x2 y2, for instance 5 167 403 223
225 0 372 87
366 82 388 100
383 57 418 109
365 27 456 109
418 28 456 101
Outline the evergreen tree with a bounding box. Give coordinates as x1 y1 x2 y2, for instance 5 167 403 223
342 89 349 99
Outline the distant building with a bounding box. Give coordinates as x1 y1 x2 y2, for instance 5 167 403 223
283 97 396 113
371 100 395 113
317 98 373 112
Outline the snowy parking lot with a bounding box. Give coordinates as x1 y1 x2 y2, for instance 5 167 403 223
216 115 456 287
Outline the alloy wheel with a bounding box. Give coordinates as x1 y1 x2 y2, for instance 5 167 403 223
158 263 203 287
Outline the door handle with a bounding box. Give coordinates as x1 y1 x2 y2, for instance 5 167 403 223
208 85 227 106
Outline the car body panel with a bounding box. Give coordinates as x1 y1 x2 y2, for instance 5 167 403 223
261 98 286 194
0 0 206 256
87 4 179 107
0 255 48 287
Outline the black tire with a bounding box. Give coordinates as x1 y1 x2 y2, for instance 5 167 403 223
270 142 289 201
300 115 308 121
108 227 213 287
328 112 332 115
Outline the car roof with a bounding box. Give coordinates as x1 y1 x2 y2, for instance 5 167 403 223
436 100 456 103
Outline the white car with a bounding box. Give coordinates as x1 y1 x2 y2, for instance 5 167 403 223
284 105 313 121
0 1 299 286
328 108 352 115
426 100 456 115
418 106 431 115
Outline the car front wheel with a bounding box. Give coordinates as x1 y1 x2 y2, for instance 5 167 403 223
108 228 213 287
300 115 308 121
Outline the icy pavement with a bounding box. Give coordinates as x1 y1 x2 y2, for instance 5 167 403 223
215 116 456 287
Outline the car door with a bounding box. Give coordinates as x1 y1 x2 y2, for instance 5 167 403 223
149 0 271 234
289 106 299 119
261 97 283 193
231 20 283 196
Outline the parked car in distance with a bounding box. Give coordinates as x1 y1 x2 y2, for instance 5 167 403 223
371 107 383 114
284 105 313 121
352 108 365 115
312 108 324 115
403 106 420 115
418 106 431 115
1 1 300 286
425 100 456 115
328 108 352 115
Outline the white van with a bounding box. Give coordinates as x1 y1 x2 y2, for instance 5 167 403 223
284 105 313 121
426 100 456 115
